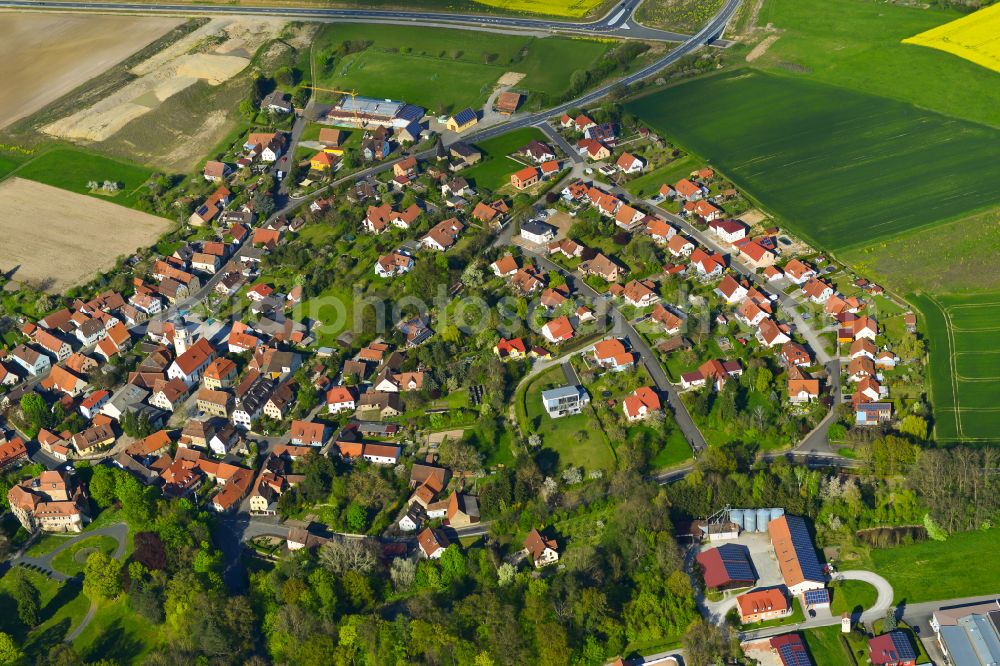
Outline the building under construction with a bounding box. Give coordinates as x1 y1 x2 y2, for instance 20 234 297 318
322 95 425 129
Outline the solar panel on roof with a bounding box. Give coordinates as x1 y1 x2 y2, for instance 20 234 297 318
803 589 830 606
889 632 917 660
786 516 826 582
777 643 813 666
717 544 756 582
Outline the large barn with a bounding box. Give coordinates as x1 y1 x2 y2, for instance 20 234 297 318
695 543 757 590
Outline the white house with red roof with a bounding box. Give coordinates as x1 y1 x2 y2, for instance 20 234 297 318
708 219 748 244
592 338 634 372
326 386 356 414
623 386 661 422
616 152 645 174
716 275 748 304
542 317 575 344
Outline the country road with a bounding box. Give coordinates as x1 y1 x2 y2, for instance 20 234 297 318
0 0 734 44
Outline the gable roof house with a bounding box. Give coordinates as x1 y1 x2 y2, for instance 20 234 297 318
616 151 645 174
674 178 705 201
783 259 815 284
680 359 743 391
510 166 539 190
593 338 634 372
716 275 749 304
42 365 89 397
520 140 556 163
579 253 623 282
622 279 659 308
523 529 560 568
420 218 465 251
708 218 748 244
651 304 684 334
623 386 661 422
666 234 695 257
11 345 51 377
757 319 791 347
542 316 575 344
35 329 72 363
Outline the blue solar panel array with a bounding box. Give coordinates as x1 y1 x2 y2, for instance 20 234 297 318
803 588 831 606
889 632 917 660
717 544 756 582
777 642 812 666
786 516 826 582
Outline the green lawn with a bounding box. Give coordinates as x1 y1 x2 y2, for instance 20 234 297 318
73 597 160 664
631 424 692 469
0 569 91 658
25 533 77 557
754 0 1000 128
51 536 119 577
313 24 614 114
626 69 1000 252
803 625 856 666
830 580 878 617
522 366 615 472
0 149 30 179
868 528 1000 603
459 126 548 191
14 147 155 209
294 284 356 346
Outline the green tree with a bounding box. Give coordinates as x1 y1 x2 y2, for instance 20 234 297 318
0 632 22 665
89 465 117 508
755 367 773 393
83 551 123 600
19 392 52 437
12 570 40 627
898 414 928 441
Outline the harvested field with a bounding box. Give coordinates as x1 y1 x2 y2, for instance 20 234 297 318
0 178 171 293
44 17 285 143
0 14 182 129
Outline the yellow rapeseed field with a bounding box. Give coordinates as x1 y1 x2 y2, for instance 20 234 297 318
473 0 605 18
902 3 1000 74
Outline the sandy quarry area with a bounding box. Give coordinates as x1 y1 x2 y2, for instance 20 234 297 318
0 13 182 129
0 178 171 293
44 17 287 143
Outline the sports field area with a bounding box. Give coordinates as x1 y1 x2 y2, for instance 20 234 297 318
625 69 1000 251
313 24 615 113
903 3 1000 75
910 292 1000 442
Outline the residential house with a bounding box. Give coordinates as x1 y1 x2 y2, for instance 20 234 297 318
783 259 816 284
232 372 274 430
716 275 748 304
651 304 683 334
541 316 575 344
737 588 791 624
35 329 72 363
43 365 88 397
290 420 327 447
196 388 232 417
420 218 464 251
519 220 556 244
263 382 295 420
491 254 519 277
11 345 50 377
739 241 778 269
789 378 820 404
71 423 116 455
690 248 726 278
868 632 917 666
326 386 357 414
680 359 743 391
616 152 645 173
593 338 634 372
511 166 539 190
520 140 556 163
623 386 661 422
708 219 748 244
357 391 402 419
376 250 414 278
541 385 589 418
667 234 695 257
150 378 190 412
203 358 238 389
494 337 527 361
418 527 449 559
523 529 560 567
203 160 230 182
579 253 623 282
576 139 610 161
757 319 791 347
674 179 705 201
446 108 477 132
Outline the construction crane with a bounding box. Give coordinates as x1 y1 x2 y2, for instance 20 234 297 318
309 86 364 127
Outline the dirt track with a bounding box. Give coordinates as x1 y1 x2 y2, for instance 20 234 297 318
0 13 181 129
0 178 171 292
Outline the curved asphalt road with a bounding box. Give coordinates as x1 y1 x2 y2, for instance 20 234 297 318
0 0 707 42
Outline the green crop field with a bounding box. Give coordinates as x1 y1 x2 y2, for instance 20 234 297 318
754 0 1000 128
14 147 154 209
458 126 548 191
910 292 1000 442
313 24 614 113
625 70 1000 252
